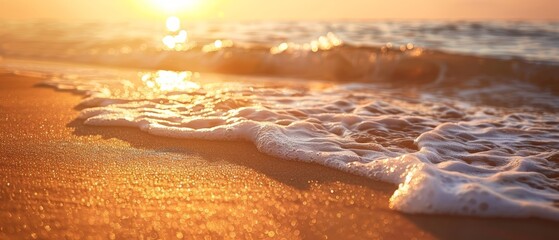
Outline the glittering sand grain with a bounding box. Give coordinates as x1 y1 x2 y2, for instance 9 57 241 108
0 71 557 239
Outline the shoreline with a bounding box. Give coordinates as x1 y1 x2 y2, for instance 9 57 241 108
0 65 558 239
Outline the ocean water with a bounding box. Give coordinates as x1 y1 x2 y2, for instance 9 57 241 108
1 20 559 220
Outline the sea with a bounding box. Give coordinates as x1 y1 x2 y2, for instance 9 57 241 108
1 20 558 220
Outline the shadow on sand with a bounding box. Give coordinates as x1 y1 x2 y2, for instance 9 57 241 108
66 118 559 239
66 118 396 192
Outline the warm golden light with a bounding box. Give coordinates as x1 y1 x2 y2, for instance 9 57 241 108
150 0 200 13
162 30 189 50
166 16 181 32
141 70 200 92
270 32 343 54
202 40 233 52
2 1 559 21
162 16 190 50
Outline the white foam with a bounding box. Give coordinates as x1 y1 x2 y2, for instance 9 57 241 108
42 69 559 221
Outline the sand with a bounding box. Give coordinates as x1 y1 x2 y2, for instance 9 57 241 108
0 70 557 239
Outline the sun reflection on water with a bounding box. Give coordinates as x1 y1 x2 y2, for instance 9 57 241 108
270 32 343 54
141 70 200 92
202 39 234 52
166 16 181 32
162 16 190 51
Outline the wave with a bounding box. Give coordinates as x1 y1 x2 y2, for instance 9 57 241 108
3 20 559 220
8 63 553 221
1 20 558 97
4 40 559 98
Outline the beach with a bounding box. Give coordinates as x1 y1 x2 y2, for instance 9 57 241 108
1 63 558 239
2 0 559 239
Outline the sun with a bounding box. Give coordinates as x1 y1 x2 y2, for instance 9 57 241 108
150 0 200 13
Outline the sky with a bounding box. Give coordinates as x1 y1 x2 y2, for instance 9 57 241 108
1 0 558 21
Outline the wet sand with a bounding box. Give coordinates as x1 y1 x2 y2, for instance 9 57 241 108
0 70 557 239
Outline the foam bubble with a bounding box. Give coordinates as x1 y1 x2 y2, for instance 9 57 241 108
40 69 559 221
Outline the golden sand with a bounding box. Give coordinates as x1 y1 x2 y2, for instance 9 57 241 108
0 72 557 239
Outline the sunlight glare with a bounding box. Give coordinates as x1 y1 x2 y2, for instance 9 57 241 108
150 0 200 13
166 16 181 32
270 32 343 54
202 40 233 52
162 16 189 50
141 70 200 92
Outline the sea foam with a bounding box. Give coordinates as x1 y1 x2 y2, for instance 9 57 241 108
33 68 559 221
